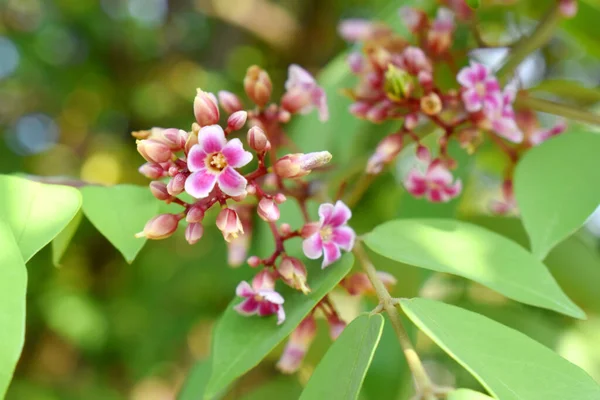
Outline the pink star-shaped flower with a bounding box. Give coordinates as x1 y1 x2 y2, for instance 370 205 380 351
234 271 285 325
404 160 462 203
284 65 329 122
486 84 524 143
184 125 253 198
302 201 356 268
457 62 502 113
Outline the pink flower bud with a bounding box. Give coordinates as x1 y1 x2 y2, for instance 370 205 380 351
149 181 171 201
247 256 261 267
218 90 243 114
280 223 292 235
244 65 272 107
279 257 310 294
137 139 172 163
167 173 186 196
276 316 317 373
327 314 346 340
135 214 179 240
252 269 277 291
366 134 403 175
216 208 244 242
227 111 247 131
247 126 270 152
186 205 205 223
278 110 291 124
246 184 257 195
347 52 365 74
404 113 419 130
185 129 199 154
281 88 312 115
139 163 165 179
416 145 430 161
559 0 577 18
193 89 220 126
185 222 204 245
273 151 332 179
257 198 280 222
162 128 188 150
301 222 320 239
274 193 286 204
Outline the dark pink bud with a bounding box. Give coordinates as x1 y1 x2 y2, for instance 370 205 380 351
135 214 179 240
273 151 332 179
247 126 270 152
416 145 430 161
162 128 188 150
559 0 577 18
186 205 205 223
137 139 172 163
247 256 261 267
279 257 310 294
149 181 171 201
349 101 371 119
216 208 244 242
167 173 186 196
139 163 165 179
257 198 280 222
218 90 243 114
194 89 220 126
185 222 204 245
227 111 247 131
244 65 272 107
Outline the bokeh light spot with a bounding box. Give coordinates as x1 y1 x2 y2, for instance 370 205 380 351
80 152 122 185
0 37 20 79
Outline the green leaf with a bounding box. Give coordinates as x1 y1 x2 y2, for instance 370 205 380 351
447 389 494 400
51 210 83 266
178 360 222 400
515 132 600 259
400 298 600 400
0 175 82 262
80 185 159 263
300 314 384 400
529 79 600 105
239 378 303 400
205 254 354 399
363 219 584 318
0 220 27 398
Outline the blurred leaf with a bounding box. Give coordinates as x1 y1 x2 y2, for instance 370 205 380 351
514 132 600 259
239 377 303 400
0 220 27 398
363 219 584 318
205 254 354 399
529 80 600 105
300 314 384 400
80 185 159 263
0 175 82 262
51 210 83 266
400 298 600 400
178 360 221 400
447 389 494 400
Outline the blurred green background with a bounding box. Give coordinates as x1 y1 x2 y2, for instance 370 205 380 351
2 0 600 399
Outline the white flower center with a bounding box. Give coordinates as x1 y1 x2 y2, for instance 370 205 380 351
320 225 333 242
475 82 486 96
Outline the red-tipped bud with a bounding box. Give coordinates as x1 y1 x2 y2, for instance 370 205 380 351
279 257 310 294
244 65 272 107
194 89 220 126
227 111 247 131
404 113 419 130
162 128 188 150
149 181 171 201
137 139 172 163
167 173 186 196
273 151 332 179
186 205 205 223
274 193 286 204
247 255 261 267
416 145 430 162
185 222 204 245
216 208 244 242
257 197 280 222
139 163 165 179
135 214 179 240
366 134 403 175
301 222 320 238
247 126 270 152
218 90 243 114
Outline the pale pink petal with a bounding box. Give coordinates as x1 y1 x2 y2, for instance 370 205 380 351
457 66 477 87
313 87 329 122
286 64 315 90
303 234 323 259
492 118 524 143
404 169 428 196
198 125 226 153
185 168 217 198
462 89 482 112
322 242 341 268
186 145 207 172
277 344 305 373
427 162 453 186
318 203 335 223
234 298 259 315
444 180 463 197
222 138 253 168
327 200 352 227
259 290 285 305
332 226 356 251
236 281 255 298
217 167 248 196
338 19 372 42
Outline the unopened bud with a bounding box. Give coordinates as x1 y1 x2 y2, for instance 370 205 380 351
149 181 171 201
244 65 272 107
194 89 220 126
186 205 205 223
167 173 186 196
257 198 280 222
139 163 165 179
216 208 244 242
301 222 320 238
404 113 419 130
185 130 198 154
384 64 413 100
420 92 442 115
162 128 188 150
280 223 292 235
218 90 243 114
247 255 261 267
247 126 270 152
416 145 430 161
227 111 247 131
559 0 577 18
278 110 292 124
366 134 403 175
135 214 179 240
137 139 172 163
274 193 286 204
185 222 204 244
279 257 310 294
274 151 332 179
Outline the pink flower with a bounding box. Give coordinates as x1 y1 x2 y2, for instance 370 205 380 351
276 315 317 373
404 160 462 203
302 201 356 268
486 85 524 143
282 64 329 122
185 125 252 198
457 62 502 113
234 270 285 325
529 120 567 146
338 19 376 42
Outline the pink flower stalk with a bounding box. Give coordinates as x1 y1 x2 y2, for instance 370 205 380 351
276 316 317 373
404 160 462 203
457 62 502 113
303 201 356 268
529 120 567 146
234 270 285 325
282 65 329 122
185 125 253 198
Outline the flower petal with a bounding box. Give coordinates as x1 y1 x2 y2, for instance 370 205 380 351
404 169 427 197
302 234 323 259
332 226 356 252
318 203 334 223
444 179 463 198
217 167 247 196
326 200 352 227
259 290 285 305
276 305 286 325
277 344 306 373
322 242 341 268
462 88 482 112
186 145 207 172
222 138 253 168
286 64 315 90
235 281 254 298
257 301 277 317
198 125 226 153
427 162 453 186
234 298 259 315
185 168 217 198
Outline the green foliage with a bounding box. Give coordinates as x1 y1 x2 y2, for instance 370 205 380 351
204 254 354 399
178 360 216 400
447 389 494 400
51 210 83 266
80 185 159 263
300 314 384 400
514 132 600 259
363 219 584 318
400 298 600 400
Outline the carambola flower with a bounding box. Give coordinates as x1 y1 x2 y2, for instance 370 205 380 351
457 62 502 113
282 64 329 122
404 160 462 203
234 270 286 325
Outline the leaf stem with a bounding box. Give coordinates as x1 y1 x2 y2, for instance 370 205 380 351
516 95 600 126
